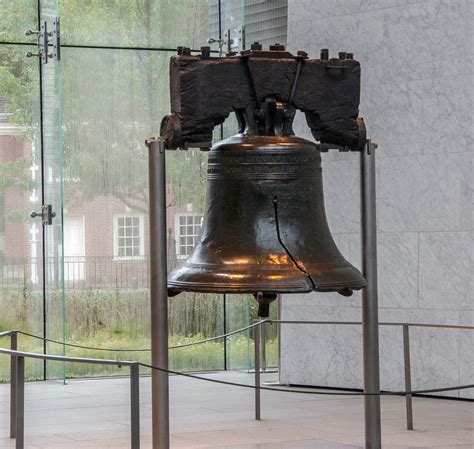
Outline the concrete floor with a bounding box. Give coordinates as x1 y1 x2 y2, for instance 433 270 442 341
0 372 472 449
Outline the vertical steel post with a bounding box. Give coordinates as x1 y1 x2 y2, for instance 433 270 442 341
223 294 227 370
403 325 413 430
10 332 17 439
130 363 141 449
16 356 24 449
147 138 170 449
261 322 267 372
254 323 261 420
360 140 382 449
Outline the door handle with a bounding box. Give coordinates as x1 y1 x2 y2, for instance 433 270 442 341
30 205 56 225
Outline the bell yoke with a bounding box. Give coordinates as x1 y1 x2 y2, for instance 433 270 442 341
160 43 367 317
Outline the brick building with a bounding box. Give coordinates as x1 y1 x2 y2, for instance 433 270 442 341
0 126 201 291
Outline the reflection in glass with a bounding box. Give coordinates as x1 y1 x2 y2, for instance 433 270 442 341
0 0 38 43
59 0 209 49
0 45 43 379
0 0 283 379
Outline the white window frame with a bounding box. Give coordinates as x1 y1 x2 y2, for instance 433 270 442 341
113 214 145 261
175 213 203 260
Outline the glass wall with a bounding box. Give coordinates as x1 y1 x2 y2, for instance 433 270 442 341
0 0 285 381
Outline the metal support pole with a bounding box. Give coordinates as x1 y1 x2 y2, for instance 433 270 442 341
360 140 382 449
130 363 141 449
10 332 17 439
16 356 24 449
147 138 170 449
261 322 267 372
403 325 413 430
223 294 227 370
254 323 261 420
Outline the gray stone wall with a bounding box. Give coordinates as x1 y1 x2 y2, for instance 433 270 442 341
281 0 473 398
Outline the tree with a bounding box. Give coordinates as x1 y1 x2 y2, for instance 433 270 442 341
1 0 210 215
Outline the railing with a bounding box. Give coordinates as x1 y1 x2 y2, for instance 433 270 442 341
258 320 474 430
0 330 140 449
0 256 150 290
0 320 472 448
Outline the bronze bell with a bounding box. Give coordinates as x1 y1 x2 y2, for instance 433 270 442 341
162 45 367 317
168 133 366 316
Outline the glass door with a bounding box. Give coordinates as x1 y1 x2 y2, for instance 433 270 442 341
1 0 281 382
0 0 59 380
39 0 66 380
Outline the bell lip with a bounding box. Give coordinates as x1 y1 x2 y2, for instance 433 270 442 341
166 278 367 294
168 263 367 294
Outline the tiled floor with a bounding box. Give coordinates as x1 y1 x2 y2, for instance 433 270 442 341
0 372 472 448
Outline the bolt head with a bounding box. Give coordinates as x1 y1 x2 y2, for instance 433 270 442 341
269 43 285 51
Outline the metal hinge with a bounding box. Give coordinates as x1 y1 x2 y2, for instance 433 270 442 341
25 17 61 64
207 25 245 57
30 204 56 226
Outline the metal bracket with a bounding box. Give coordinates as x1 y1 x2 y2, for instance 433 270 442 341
208 26 245 57
366 139 378 155
25 18 60 64
51 17 61 62
236 25 245 52
30 204 56 226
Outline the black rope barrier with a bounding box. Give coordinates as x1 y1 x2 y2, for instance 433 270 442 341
4 329 473 397
138 361 474 397
15 322 261 352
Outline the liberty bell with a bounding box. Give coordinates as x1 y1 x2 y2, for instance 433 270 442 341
161 44 367 317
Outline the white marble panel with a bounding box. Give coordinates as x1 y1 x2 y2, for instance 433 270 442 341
378 307 461 324
418 231 473 310
382 0 470 83
377 153 466 232
410 326 461 398
381 309 463 398
287 9 384 86
468 0 473 71
421 75 473 154
280 305 464 392
279 305 363 388
285 0 473 399
377 232 419 309
360 80 423 158
322 159 360 234
459 311 474 399
287 0 425 23
460 152 474 231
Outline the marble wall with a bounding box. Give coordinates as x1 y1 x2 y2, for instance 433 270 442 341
281 0 473 399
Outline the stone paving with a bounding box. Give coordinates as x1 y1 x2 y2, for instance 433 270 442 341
0 372 472 448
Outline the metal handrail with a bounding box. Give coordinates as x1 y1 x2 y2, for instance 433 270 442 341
260 319 473 431
8 319 473 354
266 320 474 330
0 332 140 449
1 318 472 447
0 347 138 365
11 321 263 352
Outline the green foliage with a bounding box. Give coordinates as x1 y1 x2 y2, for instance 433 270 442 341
0 1 266 384
1 0 210 212
0 288 279 381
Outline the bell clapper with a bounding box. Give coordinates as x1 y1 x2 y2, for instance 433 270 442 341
254 292 278 318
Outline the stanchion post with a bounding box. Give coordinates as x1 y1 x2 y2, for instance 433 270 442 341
254 323 261 420
261 322 267 372
403 325 413 430
10 331 17 439
147 138 170 449
16 356 24 449
130 362 141 449
360 139 382 449
223 294 227 371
